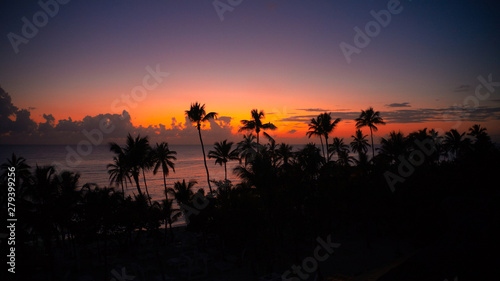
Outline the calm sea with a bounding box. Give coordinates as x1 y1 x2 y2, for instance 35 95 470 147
0 144 241 203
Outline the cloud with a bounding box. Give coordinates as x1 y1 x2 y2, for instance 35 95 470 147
296 108 331 112
12 109 37 133
43 114 55 124
330 108 351 112
383 107 500 123
280 106 500 125
280 115 317 122
454 85 471 92
218 116 232 124
2 86 499 145
0 87 18 134
385 102 411 108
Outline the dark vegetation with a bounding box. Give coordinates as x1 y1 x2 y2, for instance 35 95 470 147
1 106 499 280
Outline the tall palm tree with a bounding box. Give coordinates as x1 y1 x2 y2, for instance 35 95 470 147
355 107 386 159
239 109 277 145
319 112 341 161
350 129 370 158
110 134 151 198
152 142 177 197
107 154 131 199
306 116 326 160
141 151 154 204
186 102 218 194
208 140 240 181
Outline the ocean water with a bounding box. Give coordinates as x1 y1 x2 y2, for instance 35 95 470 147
1 143 360 227
0 144 241 202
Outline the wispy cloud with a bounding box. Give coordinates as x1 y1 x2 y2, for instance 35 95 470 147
384 107 500 123
280 106 500 125
296 108 331 112
454 84 471 92
288 129 297 134
385 102 411 108
280 115 317 122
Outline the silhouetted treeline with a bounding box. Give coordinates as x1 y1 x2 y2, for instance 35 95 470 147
1 118 499 280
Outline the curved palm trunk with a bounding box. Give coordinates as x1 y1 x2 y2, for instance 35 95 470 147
169 221 175 242
120 181 125 199
224 162 227 181
324 135 330 161
370 127 375 160
163 172 168 198
142 169 152 205
162 173 169 244
133 172 142 196
198 127 213 194
124 179 129 198
319 136 326 161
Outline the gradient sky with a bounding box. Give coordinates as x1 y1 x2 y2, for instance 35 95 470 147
1 0 500 145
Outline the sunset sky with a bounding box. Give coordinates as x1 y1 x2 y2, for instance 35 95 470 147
1 0 499 145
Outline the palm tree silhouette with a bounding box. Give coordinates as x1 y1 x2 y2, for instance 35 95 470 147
160 198 181 242
1 153 31 199
329 137 349 160
186 102 218 195
468 124 486 137
152 142 177 198
168 179 197 208
107 154 131 199
428 128 445 163
306 116 326 160
319 112 341 161
237 134 258 166
208 140 240 181
1 153 30 178
276 143 294 168
337 150 356 167
355 107 386 160
350 129 370 160
468 124 491 145
379 131 407 164
110 134 151 199
30 165 60 279
239 109 277 145
296 143 323 178
468 124 493 155
443 129 471 160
